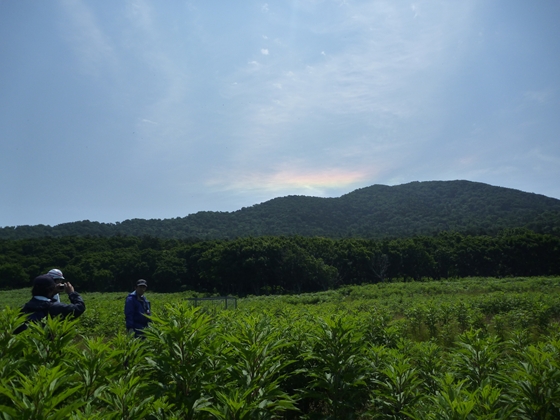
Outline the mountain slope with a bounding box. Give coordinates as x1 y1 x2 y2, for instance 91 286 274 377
2 180 560 239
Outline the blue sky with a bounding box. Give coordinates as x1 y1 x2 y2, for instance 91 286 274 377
1 0 559 227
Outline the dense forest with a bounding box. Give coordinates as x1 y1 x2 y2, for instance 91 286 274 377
2 180 559 295
2 180 560 240
1 229 559 295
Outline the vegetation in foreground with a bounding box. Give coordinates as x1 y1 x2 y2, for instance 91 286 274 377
1 276 560 419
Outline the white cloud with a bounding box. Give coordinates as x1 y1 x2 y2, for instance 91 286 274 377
261 48 269 55
247 60 261 71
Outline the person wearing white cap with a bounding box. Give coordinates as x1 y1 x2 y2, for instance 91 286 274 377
46 268 65 303
124 279 152 337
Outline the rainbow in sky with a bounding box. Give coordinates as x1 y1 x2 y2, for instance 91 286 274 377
212 167 380 196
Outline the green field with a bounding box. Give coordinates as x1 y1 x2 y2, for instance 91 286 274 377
1 277 560 418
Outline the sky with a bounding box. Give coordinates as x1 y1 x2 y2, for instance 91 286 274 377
1 0 559 228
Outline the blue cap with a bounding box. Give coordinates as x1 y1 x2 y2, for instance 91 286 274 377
34 275 56 288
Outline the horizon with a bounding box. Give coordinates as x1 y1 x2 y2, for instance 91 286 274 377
3 179 558 228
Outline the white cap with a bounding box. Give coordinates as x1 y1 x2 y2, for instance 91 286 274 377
47 268 65 280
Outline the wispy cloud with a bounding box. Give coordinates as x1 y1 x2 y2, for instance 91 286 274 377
119 0 195 161
58 0 117 77
529 148 560 165
524 88 553 104
126 0 154 32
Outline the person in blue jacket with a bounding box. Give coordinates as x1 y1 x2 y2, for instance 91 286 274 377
16 274 86 333
124 279 152 337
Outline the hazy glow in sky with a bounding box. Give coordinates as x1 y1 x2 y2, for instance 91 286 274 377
1 0 559 227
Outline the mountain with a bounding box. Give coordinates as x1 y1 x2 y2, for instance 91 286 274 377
2 180 560 240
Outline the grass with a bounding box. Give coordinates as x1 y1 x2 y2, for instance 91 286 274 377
3 276 560 341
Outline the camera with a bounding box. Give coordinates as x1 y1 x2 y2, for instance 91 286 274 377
55 282 66 291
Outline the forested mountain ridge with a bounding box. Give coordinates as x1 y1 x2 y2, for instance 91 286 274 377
2 180 560 240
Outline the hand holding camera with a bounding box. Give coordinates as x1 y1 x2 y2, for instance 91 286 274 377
64 282 75 294
55 282 75 294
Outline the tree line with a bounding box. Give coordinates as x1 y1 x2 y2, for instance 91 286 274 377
1 229 559 295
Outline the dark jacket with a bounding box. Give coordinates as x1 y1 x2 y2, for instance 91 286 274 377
17 292 86 332
124 292 151 335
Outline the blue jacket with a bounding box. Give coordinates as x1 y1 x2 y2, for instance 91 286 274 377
124 291 151 335
16 292 86 333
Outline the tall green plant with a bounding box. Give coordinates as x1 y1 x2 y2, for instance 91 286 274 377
0 365 84 420
302 315 368 419
144 304 216 418
18 316 81 372
202 314 297 419
369 353 422 419
501 345 560 419
97 370 154 420
452 331 501 390
66 336 125 402
408 341 445 395
0 308 27 381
